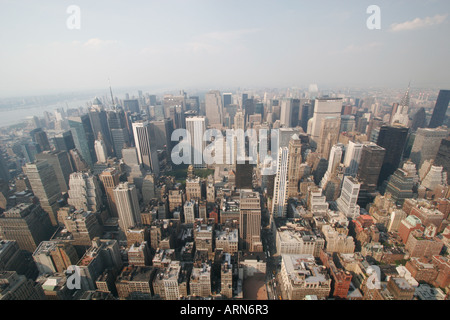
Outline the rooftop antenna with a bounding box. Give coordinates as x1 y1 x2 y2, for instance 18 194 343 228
108 77 115 108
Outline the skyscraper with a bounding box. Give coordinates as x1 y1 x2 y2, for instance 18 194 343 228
287 134 302 198
107 108 130 158
429 90 450 128
68 115 97 168
94 139 108 163
89 99 113 156
52 131 75 152
30 128 50 152
0 203 54 252
150 119 173 152
123 99 140 113
239 190 261 252
410 127 448 168
131 121 160 175
185 116 206 168
67 172 103 212
205 90 223 127
272 147 289 218
114 182 141 232
35 150 74 193
317 116 341 159
223 93 232 108
343 141 364 177
23 160 62 226
376 125 409 186
320 143 343 188
336 176 361 219
99 168 120 217
280 98 300 128
307 98 342 147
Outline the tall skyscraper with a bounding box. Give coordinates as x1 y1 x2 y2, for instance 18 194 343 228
52 131 75 152
307 98 342 146
239 190 261 252
94 139 108 163
234 111 245 130
343 141 364 177
223 93 232 108
280 98 300 128
340 115 356 133
429 90 450 128
99 168 121 217
35 150 74 193
272 147 289 218
23 160 62 226
320 143 343 188
131 121 160 175
123 99 140 113
410 107 426 132
185 116 206 168
376 125 409 186
0 203 54 252
287 134 302 197
68 115 97 168
107 108 130 158
390 85 411 126
205 90 223 127
410 127 448 168
336 176 361 219
67 172 103 212
89 99 113 156
356 143 386 207
30 128 50 152
150 119 173 152
316 116 341 159
114 182 141 232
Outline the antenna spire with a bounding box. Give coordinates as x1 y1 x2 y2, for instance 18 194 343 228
108 77 115 108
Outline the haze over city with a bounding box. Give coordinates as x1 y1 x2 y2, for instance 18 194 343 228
0 0 449 307
1 0 450 97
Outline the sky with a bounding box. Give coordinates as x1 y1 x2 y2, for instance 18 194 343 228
1 0 449 97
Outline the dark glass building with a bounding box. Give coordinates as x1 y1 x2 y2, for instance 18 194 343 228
428 90 450 128
376 125 409 186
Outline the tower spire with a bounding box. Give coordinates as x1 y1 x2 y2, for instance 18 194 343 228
108 77 115 108
400 82 411 108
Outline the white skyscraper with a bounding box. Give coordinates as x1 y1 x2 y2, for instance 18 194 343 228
272 147 289 218
186 116 206 168
67 172 103 212
94 139 108 163
131 121 159 175
307 98 342 146
320 144 344 188
114 182 141 232
343 141 364 177
336 176 361 219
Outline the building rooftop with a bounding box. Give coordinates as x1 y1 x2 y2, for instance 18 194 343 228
282 254 328 285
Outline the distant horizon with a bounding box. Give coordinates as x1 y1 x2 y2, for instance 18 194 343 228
1 1 449 98
1 82 449 101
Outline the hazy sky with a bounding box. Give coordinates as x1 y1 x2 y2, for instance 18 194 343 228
1 0 449 97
